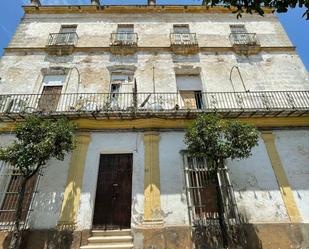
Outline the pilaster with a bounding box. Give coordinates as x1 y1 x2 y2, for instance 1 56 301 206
143 131 162 224
58 133 91 230
262 131 302 223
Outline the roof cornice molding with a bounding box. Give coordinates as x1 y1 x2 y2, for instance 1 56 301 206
23 5 274 15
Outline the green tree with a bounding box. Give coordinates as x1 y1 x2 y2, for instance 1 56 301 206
184 114 259 247
0 116 76 249
185 114 259 168
202 0 309 19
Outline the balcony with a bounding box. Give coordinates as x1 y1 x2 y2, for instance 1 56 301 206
46 32 78 55
0 91 308 120
170 33 199 54
229 33 261 55
110 33 138 55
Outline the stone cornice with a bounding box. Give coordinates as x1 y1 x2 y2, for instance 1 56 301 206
23 5 274 15
3 46 296 54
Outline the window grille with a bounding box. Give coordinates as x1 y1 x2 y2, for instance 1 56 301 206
182 152 241 247
0 161 39 230
183 154 239 224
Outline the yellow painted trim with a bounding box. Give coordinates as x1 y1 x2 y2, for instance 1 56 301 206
262 131 302 223
74 117 309 130
143 131 162 222
23 5 274 15
57 133 91 230
1 116 309 133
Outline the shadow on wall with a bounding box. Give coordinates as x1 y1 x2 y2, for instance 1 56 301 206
192 214 263 249
1 230 74 249
29 191 65 228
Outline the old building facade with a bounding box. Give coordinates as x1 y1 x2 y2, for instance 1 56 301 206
0 1 309 248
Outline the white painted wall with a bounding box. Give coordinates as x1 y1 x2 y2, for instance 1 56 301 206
274 130 309 222
159 132 189 225
0 134 71 229
1 129 309 229
76 132 145 230
227 137 289 223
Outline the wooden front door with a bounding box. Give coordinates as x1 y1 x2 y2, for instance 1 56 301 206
93 154 133 230
38 86 62 112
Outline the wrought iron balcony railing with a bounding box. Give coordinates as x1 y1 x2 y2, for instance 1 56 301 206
170 33 198 46
110 33 138 46
0 91 308 118
47 32 79 46
229 32 260 47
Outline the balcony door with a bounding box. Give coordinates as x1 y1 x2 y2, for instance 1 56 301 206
176 74 203 109
110 72 134 110
38 75 65 112
116 24 134 43
57 25 77 45
173 24 190 44
230 24 248 44
93 154 133 230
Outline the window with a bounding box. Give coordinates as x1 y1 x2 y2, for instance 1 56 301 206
109 72 134 109
230 24 246 34
116 24 134 43
38 74 66 112
176 74 203 109
182 153 238 227
57 25 77 44
173 24 192 44
230 24 248 44
0 162 38 226
173 24 190 34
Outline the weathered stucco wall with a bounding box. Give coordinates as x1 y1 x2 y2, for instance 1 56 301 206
1 129 309 248
274 130 309 222
1 130 309 229
0 51 308 96
0 134 71 230
8 13 292 48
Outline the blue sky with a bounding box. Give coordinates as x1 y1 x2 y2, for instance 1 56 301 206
0 0 308 70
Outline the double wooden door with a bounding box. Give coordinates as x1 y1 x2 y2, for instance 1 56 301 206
93 154 133 230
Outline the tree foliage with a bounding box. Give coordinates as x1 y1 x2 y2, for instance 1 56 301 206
0 115 76 249
0 116 76 177
202 0 309 19
184 114 259 166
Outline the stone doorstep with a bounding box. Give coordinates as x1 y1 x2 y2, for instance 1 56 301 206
80 229 133 249
88 235 133 244
91 229 132 237
80 244 133 249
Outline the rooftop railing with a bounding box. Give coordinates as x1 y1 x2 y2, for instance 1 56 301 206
170 33 198 46
47 32 79 46
229 32 260 47
0 91 308 118
110 33 138 46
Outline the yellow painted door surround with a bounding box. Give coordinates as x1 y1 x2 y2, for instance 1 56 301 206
58 132 91 230
262 131 302 223
143 131 162 224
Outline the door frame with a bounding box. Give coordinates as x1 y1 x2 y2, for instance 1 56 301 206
91 152 134 230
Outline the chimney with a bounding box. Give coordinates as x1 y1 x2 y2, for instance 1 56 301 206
30 0 41 7
91 0 100 6
148 0 156 5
